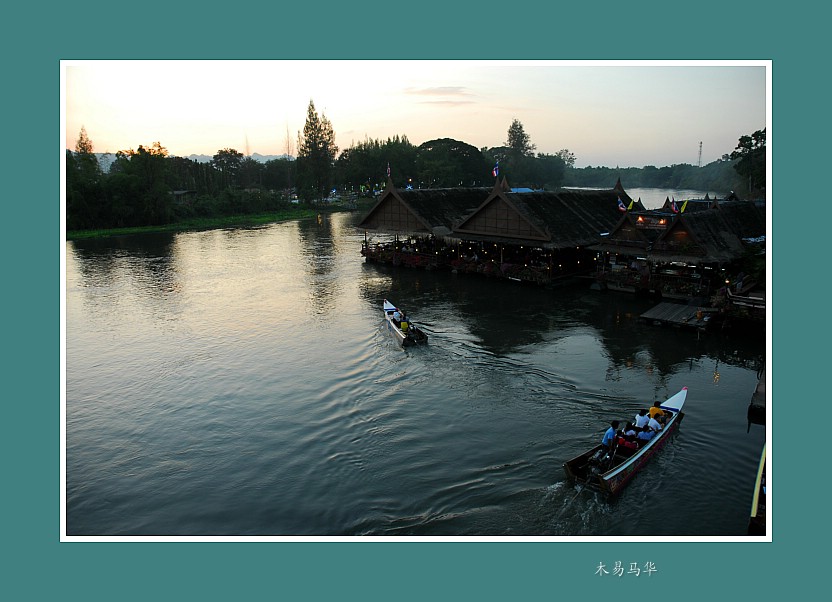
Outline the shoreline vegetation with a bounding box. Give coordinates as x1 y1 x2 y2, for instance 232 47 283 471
66 207 327 241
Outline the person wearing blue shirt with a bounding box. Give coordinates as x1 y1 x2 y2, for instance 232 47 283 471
637 428 656 442
602 420 620 450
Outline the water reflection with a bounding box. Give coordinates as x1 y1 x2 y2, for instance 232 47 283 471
357 257 764 378
65 211 767 536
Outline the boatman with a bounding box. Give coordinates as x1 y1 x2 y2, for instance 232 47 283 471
602 420 620 452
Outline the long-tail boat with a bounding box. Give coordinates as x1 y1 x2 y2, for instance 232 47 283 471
563 387 687 495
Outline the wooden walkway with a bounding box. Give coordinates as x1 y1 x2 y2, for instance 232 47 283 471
640 302 716 330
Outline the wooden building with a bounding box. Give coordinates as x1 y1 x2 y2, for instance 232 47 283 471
358 177 633 284
593 198 765 298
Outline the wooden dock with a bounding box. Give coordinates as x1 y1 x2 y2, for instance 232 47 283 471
640 302 716 330
748 365 766 427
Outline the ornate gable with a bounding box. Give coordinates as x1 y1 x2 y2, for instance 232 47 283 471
454 194 549 241
653 217 706 256
357 190 431 233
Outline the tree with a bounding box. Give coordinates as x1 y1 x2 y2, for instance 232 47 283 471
296 100 339 202
335 135 417 191
238 156 264 190
530 153 567 189
415 138 490 187
506 119 536 157
66 127 104 229
503 119 537 185
102 142 174 226
211 148 244 189
555 149 576 168
75 126 94 154
730 128 766 197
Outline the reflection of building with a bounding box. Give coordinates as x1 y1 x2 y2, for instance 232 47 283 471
359 177 629 285
359 177 765 301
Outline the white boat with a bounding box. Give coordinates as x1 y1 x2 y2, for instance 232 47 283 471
383 299 428 347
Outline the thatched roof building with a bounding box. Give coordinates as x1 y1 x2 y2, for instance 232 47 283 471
358 177 634 249
357 180 489 237
595 200 765 264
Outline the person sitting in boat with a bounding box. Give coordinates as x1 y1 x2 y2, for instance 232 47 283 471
634 409 650 431
392 309 402 326
647 414 663 432
601 420 620 451
637 428 656 442
617 423 639 449
648 401 666 420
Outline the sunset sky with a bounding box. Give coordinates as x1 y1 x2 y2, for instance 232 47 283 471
63 60 768 168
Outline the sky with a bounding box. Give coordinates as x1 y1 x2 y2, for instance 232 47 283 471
63 60 768 169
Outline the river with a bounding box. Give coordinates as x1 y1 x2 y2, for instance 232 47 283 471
64 209 766 538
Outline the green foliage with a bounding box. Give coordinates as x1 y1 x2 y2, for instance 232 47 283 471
506 118 535 157
730 128 766 197
335 135 417 193
211 148 244 189
262 158 296 192
415 138 490 187
297 100 338 202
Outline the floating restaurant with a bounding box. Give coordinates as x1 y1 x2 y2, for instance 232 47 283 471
358 177 765 301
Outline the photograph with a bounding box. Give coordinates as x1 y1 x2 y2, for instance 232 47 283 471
62 60 768 540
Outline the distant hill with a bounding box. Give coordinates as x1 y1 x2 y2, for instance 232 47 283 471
93 152 294 172
182 153 295 164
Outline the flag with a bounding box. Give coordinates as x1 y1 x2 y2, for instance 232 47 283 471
387 163 391 178
671 198 679 213
680 200 688 213
627 199 634 210
617 197 627 212
492 161 499 177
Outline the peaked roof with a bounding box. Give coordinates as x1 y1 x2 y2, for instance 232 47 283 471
454 187 627 248
358 180 663 249
357 181 491 236
594 200 766 264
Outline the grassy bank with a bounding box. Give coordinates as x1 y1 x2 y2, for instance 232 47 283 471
66 208 325 240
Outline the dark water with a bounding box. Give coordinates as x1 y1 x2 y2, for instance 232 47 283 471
64 211 766 537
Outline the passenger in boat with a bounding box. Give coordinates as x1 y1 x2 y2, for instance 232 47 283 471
392 309 402 327
634 409 650 430
648 414 663 432
602 420 620 451
637 428 656 442
617 423 639 450
622 423 638 441
648 401 666 420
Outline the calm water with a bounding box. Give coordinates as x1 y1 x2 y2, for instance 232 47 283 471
64 210 766 537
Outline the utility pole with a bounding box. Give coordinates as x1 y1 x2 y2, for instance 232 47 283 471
698 141 703 168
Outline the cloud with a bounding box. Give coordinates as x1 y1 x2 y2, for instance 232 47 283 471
404 86 474 97
403 87 477 108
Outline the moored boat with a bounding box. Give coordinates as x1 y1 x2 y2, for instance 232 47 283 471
383 299 428 347
563 387 687 495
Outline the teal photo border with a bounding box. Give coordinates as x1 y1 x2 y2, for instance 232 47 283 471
13 1 806 599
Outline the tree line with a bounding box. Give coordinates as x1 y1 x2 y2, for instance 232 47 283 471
66 100 764 232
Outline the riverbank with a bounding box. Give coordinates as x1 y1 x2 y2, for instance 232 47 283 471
66 208 323 240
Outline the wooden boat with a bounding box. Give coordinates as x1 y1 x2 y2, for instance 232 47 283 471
383 299 428 347
563 387 687 496
747 444 766 535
